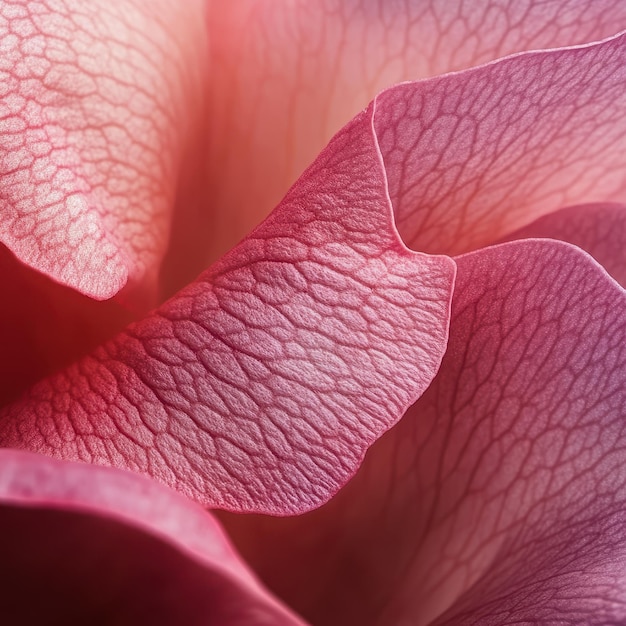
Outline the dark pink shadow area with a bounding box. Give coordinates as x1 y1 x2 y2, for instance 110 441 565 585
0 450 306 626
0 243 135 405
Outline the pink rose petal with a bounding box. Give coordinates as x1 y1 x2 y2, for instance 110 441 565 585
0 0 208 300
191 1 626 277
0 244 134 407
0 109 455 514
0 449 306 625
505 202 626 287
219 240 626 625
377 31 626 253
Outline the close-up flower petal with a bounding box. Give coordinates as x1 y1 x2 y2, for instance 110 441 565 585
0 106 455 514
1 1 626 624
4 24 626 520
219 240 626 625
0 449 306 625
0 0 211 404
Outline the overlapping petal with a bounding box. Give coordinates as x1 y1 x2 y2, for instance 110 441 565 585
0 0 208 299
0 108 455 514
195 0 626 276
376 31 626 253
0 449 305 625
219 240 626 626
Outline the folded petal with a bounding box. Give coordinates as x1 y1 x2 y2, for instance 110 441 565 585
376 31 626 253
0 449 306 625
0 0 208 299
504 202 626 287
190 0 626 281
219 240 626 626
0 108 455 514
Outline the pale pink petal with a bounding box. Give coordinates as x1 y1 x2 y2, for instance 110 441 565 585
505 202 626 287
187 0 626 284
219 240 626 626
0 0 208 300
0 449 306 625
0 109 455 514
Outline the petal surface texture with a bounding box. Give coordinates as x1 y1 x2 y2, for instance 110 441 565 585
219 240 626 625
0 0 208 299
506 202 626 287
0 108 455 514
376 31 626 253
0 450 306 625
192 0 626 278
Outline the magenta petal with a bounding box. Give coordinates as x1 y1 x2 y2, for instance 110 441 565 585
0 109 455 514
505 202 626 287
0 450 306 625
220 240 626 625
375 31 626 254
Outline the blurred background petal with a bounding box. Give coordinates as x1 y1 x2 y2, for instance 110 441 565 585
185 0 626 286
0 449 307 625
